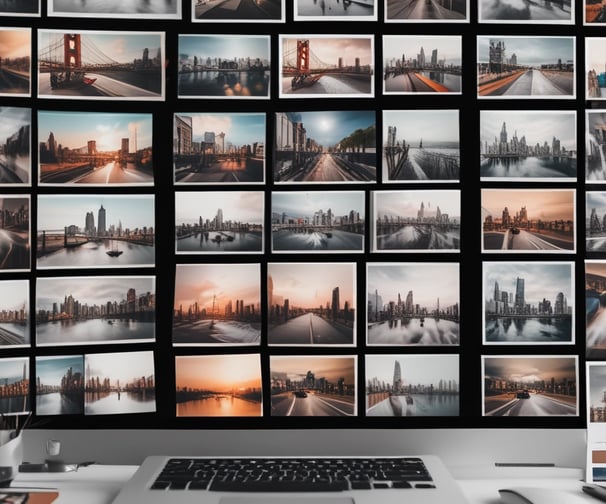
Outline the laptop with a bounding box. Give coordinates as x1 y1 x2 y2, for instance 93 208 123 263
111 453 470 504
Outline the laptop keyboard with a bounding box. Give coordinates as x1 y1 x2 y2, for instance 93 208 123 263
150 457 436 492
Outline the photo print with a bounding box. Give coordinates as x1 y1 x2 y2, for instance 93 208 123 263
0 0 39 16
175 354 262 417
193 0 284 22
279 35 374 98
481 188 576 253
371 189 461 252
0 107 31 185
172 263 261 346
35 275 156 346
478 0 573 23
267 262 356 346
483 261 574 344
480 110 577 182
365 354 459 416
382 35 462 95
36 194 155 269
84 351 155 415
587 38 606 99
477 35 575 98
37 30 165 101
48 0 181 18
178 34 270 99
588 362 606 422
38 111 154 186
173 112 265 185
585 261 606 359
0 27 30 97
295 0 376 20
382 109 460 183
270 355 357 416
587 0 606 23
0 195 30 272
385 0 468 22
586 191 606 253
36 355 84 415
175 191 264 254
366 262 460 346
482 355 578 417
0 357 29 415
0 279 29 348
271 191 365 253
274 110 376 183
586 110 606 182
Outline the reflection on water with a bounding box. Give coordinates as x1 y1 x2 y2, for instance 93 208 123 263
177 231 263 253
480 156 576 179
0 396 29 414
485 317 572 342
297 0 374 16
37 392 83 415
481 0 571 20
368 318 459 345
38 240 155 268
177 395 262 417
367 394 459 416
178 71 270 97
51 0 177 14
37 318 155 346
85 390 155 415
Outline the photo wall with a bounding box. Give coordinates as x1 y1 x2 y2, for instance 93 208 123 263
0 0 596 430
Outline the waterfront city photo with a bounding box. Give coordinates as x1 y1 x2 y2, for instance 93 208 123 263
0 106 30 185
0 196 30 272
483 261 574 344
386 0 467 21
0 279 29 347
48 0 180 17
366 354 459 416
36 355 84 415
0 27 30 96
367 262 460 345
479 0 572 23
193 0 283 21
0 357 29 415
295 0 375 20
585 191 606 252
0 0 39 15
586 111 606 181
585 261 606 359
588 362 606 422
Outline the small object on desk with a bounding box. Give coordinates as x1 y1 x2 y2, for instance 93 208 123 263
583 483 606 502
0 490 59 504
499 486 580 504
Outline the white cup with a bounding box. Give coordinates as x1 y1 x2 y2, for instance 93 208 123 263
0 432 23 485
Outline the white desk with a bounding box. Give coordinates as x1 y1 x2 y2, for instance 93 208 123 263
8 464 602 504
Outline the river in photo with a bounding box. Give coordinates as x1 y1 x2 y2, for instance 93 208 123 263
36 318 155 346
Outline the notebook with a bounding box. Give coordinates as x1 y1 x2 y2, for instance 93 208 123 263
111 454 470 504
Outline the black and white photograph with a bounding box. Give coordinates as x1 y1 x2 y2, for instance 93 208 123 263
274 111 376 183
586 192 606 253
586 110 606 182
37 30 165 101
0 106 30 186
35 276 156 347
295 0 376 20
267 262 356 346
383 35 462 95
382 109 460 182
0 357 29 415
366 354 459 416
172 263 261 346
178 34 270 99
481 188 576 253
36 355 84 416
0 280 29 348
477 36 575 98
36 194 155 269
385 0 468 21
38 111 154 186
84 351 155 415
371 189 461 252
193 0 284 22
0 196 30 272
0 0 39 16
175 191 264 254
482 355 578 417
367 262 460 346
483 261 574 344
0 27 30 97
174 112 265 185
270 355 357 416
279 35 374 98
586 261 606 359
48 0 181 18
271 191 365 253
478 0 573 23
480 110 577 181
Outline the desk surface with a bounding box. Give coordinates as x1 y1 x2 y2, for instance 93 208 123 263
8 464 601 504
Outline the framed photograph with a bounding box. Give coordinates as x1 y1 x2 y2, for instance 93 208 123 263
482 355 578 417
0 107 31 186
295 0 376 20
587 110 606 182
48 0 181 18
274 111 376 183
193 0 284 22
0 280 29 348
477 36 575 99
586 0 606 23
269 355 357 416
483 261 575 345
36 194 155 269
175 354 262 417
38 111 154 186
385 0 468 22
175 191 264 254
37 30 165 101
0 357 29 415
0 27 31 97
588 362 606 422
0 195 30 272
278 35 374 98
371 189 461 252
172 263 261 346
586 261 606 359
0 0 39 16
382 35 462 95
366 262 460 346
84 351 156 415
382 109 460 183
586 191 606 253
481 188 576 253
267 262 356 346
587 38 606 99
271 191 365 253
173 112 265 185
178 35 270 100
35 275 156 347
480 110 577 182
479 0 573 23
365 354 459 416
36 355 84 415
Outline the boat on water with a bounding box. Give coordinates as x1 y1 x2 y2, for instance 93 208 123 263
106 242 123 257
